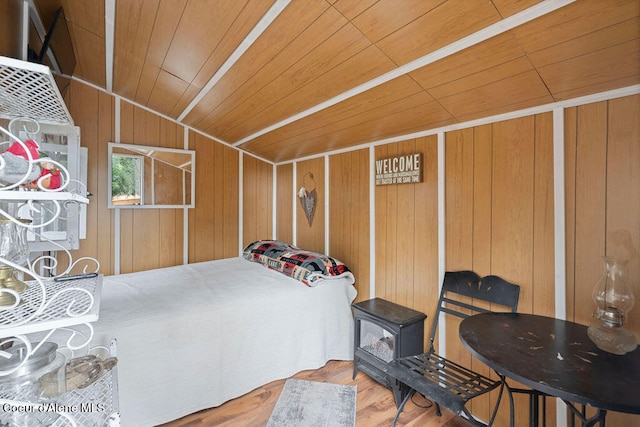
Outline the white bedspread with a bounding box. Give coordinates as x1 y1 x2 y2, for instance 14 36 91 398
92 257 357 427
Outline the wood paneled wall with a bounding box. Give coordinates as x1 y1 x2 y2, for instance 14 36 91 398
564 95 640 426
565 96 640 330
445 114 556 315
329 95 640 426
61 77 639 426
275 163 293 244
295 157 325 253
329 149 371 302
66 79 115 274
0 0 23 59
274 150 372 302
375 136 439 316
64 79 266 275
444 114 556 425
242 154 273 249
118 101 185 272
188 131 239 262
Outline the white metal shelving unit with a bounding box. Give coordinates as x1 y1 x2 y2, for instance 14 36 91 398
0 190 89 203
0 275 102 336
0 56 73 125
0 55 119 427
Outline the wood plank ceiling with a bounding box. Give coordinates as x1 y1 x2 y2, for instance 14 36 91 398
33 0 640 163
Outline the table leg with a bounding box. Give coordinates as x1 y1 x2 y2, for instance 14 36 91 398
509 387 548 427
584 409 607 427
391 389 415 427
530 391 539 427
563 400 607 427
487 374 513 427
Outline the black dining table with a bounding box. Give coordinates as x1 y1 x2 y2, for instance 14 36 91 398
459 312 640 426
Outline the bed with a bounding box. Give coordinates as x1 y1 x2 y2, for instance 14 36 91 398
91 241 357 426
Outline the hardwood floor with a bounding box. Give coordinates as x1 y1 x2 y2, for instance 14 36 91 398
161 360 473 426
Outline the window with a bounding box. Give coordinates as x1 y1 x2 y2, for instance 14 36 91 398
111 154 144 206
107 142 195 209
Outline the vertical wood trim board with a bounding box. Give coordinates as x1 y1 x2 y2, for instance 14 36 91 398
224 144 240 259
553 108 567 321
272 163 277 240
437 130 446 357
239 152 245 253
113 96 120 274
238 153 246 253
324 154 329 255
369 146 376 299
292 161 297 246
183 126 189 264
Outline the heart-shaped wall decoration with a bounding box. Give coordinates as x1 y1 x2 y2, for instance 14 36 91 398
298 172 317 227
299 187 317 227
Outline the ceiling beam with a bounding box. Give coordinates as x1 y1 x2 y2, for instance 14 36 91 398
177 0 291 123
26 0 60 72
105 0 115 93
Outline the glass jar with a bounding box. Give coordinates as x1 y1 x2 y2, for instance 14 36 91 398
0 218 32 306
0 341 66 395
0 218 31 266
591 256 634 326
0 341 66 426
587 256 637 355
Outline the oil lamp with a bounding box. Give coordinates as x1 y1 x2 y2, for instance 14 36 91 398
0 218 31 306
587 256 637 355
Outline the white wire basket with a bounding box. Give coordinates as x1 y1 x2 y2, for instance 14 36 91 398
0 56 73 125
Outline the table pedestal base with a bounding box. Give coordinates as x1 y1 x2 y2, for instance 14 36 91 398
510 387 608 427
565 401 607 427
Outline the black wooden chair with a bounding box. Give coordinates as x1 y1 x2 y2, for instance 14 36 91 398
386 270 520 426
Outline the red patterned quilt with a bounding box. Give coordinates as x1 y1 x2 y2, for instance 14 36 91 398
242 240 355 287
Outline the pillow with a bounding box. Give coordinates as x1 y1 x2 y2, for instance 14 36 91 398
242 240 293 276
242 240 295 264
242 240 355 287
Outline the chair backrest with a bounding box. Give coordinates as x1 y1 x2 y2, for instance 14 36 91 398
428 270 520 352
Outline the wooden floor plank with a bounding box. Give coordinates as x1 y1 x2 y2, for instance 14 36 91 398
161 360 473 426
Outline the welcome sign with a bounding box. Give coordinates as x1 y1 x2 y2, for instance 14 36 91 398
375 153 423 185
